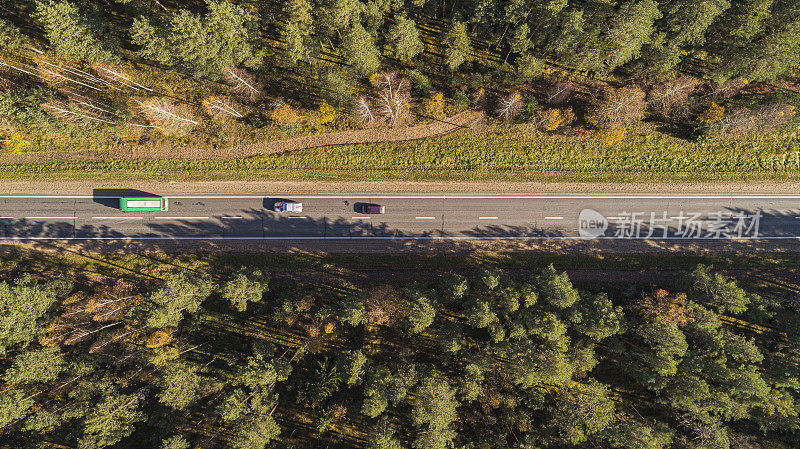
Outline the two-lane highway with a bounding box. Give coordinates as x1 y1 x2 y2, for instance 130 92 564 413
0 194 798 240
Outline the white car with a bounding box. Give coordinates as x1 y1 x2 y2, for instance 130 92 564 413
274 202 303 212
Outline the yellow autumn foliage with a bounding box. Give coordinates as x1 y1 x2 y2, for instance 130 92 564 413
425 92 446 119
538 108 576 131
271 103 303 128
603 127 627 145
698 102 725 124
146 329 174 348
0 132 30 153
318 101 336 125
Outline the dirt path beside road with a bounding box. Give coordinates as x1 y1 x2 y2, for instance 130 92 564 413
0 110 485 163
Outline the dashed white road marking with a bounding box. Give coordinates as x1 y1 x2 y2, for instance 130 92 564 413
93 216 143 220
416 216 436 220
25 216 77 219
479 216 499 220
221 216 244 219
287 216 308 219
154 216 209 220
352 216 371 220
0 217 13 219
544 216 564 220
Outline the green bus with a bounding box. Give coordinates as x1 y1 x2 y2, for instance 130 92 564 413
119 197 168 211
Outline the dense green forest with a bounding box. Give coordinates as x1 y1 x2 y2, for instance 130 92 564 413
2 0 800 157
0 254 798 449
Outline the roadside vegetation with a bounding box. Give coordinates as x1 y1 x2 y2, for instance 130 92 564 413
0 252 798 448
2 0 800 180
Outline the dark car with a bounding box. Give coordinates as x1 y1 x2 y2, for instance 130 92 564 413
357 203 385 214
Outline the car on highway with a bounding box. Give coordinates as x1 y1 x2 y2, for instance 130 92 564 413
357 203 385 214
274 201 303 213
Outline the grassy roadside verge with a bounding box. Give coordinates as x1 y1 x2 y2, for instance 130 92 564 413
5 250 799 278
3 123 800 182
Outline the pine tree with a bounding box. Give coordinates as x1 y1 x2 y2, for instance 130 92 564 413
0 275 71 354
131 0 261 78
537 264 580 309
550 380 616 445
230 416 281 449
79 392 145 449
158 363 202 409
406 294 436 334
581 0 661 73
367 417 402 449
411 376 459 449
0 389 34 427
4 346 65 385
35 0 111 61
572 293 624 341
0 19 30 51
337 350 368 385
146 272 212 328
691 265 750 314
443 21 471 71
344 23 382 76
282 0 315 65
160 435 190 449
388 15 424 61
223 269 270 312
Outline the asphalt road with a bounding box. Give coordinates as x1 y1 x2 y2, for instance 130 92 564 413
0 194 798 240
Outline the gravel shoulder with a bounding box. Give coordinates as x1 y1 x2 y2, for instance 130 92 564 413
2 180 800 195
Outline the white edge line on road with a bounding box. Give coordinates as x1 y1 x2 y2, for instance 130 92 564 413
0 217 13 219
416 217 436 220
25 216 77 219
543 216 564 220
154 216 209 220
352 216 371 219
0 236 797 241
92 216 143 220
478 217 499 220
5 195 800 199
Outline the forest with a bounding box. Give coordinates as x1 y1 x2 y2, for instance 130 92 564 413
1 0 800 162
0 253 798 449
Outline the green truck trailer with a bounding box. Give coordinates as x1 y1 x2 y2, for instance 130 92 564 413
119 197 168 211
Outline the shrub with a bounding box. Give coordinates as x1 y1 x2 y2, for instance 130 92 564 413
545 80 573 106
424 92 446 119
135 97 199 136
587 87 646 129
320 72 353 107
452 90 469 112
647 78 699 120
534 108 576 132
516 54 544 84
602 127 627 144
271 101 303 128
496 91 523 122
317 101 336 125
699 102 796 140
407 69 431 97
697 102 725 124
0 133 30 153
